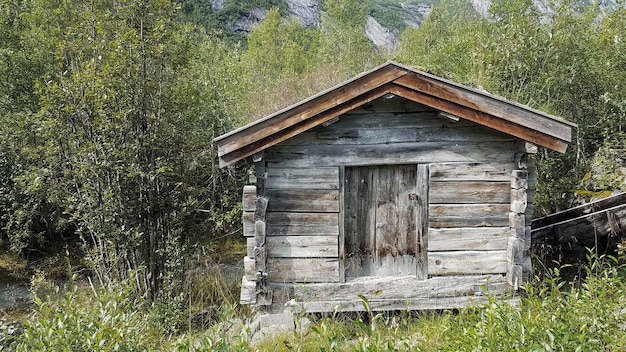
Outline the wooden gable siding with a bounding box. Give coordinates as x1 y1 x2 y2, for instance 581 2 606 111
264 97 519 168
214 61 575 168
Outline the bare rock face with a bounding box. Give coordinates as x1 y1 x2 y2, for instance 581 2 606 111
287 0 319 28
230 8 268 34
211 0 225 12
400 2 432 28
365 16 399 51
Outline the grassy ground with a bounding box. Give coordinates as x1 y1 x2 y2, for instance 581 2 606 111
2 253 625 351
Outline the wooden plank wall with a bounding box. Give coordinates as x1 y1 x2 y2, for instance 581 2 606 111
242 166 341 295
428 162 517 276
264 98 518 168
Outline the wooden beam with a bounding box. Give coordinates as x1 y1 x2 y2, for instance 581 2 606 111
217 69 408 167
386 84 570 153
393 73 572 143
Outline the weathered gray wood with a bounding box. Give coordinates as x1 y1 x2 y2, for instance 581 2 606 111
283 124 515 146
532 203 626 246
428 251 508 275
244 256 255 281
510 212 525 238
430 181 510 204
266 236 338 258
245 187 340 213
273 274 508 302
342 96 434 114
254 220 267 272
511 188 528 214
240 276 256 304
532 192 626 230
416 164 429 280
244 212 339 237
265 141 517 168
428 227 511 251
265 167 339 190
507 264 523 290
294 296 518 313
511 170 528 190
268 258 340 282
266 189 339 212
344 165 419 277
429 204 511 228
338 166 346 282
429 162 517 181
243 185 257 212
255 197 269 221
247 238 255 257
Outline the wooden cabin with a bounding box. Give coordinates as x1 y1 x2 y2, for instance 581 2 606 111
213 61 575 313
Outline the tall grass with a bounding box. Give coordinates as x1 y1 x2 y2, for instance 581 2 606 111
3 252 626 351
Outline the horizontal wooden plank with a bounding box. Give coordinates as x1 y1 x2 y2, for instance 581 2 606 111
244 212 339 237
294 296 518 312
532 192 626 230
428 227 511 251
429 162 517 181
265 167 339 189
273 274 508 302
393 73 572 143
243 189 339 213
428 250 508 275
267 236 338 258
429 204 511 228
429 181 511 204
268 258 339 282
265 141 517 168
532 203 626 247
342 96 435 115
282 124 514 146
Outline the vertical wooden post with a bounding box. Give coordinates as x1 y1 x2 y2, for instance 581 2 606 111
508 169 528 290
416 164 429 281
338 166 346 282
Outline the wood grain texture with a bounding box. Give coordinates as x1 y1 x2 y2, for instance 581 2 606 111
428 251 508 275
428 227 511 251
430 181 510 204
244 212 339 237
266 236 338 258
265 167 339 190
429 162 517 182
265 141 517 168
429 204 511 228
271 274 509 309
268 258 340 282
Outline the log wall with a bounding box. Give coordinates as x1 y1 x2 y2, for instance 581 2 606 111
239 97 536 310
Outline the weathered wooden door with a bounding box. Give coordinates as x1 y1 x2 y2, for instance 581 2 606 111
344 164 426 278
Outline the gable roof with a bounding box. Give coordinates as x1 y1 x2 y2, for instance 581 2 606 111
214 61 576 168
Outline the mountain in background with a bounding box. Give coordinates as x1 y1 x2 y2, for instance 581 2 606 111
178 0 621 49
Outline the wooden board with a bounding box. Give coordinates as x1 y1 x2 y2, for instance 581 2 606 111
265 141 517 168
430 181 510 204
344 165 420 278
243 212 339 237
266 236 338 258
428 227 511 251
268 258 340 282
274 274 508 302
428 250 508 275
429 162 516 182
265 167 339 190
429 204 511 228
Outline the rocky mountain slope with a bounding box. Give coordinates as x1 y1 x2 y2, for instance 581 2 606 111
185 0 621 49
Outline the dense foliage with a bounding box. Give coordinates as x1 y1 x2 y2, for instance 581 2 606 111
1 0 626 347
